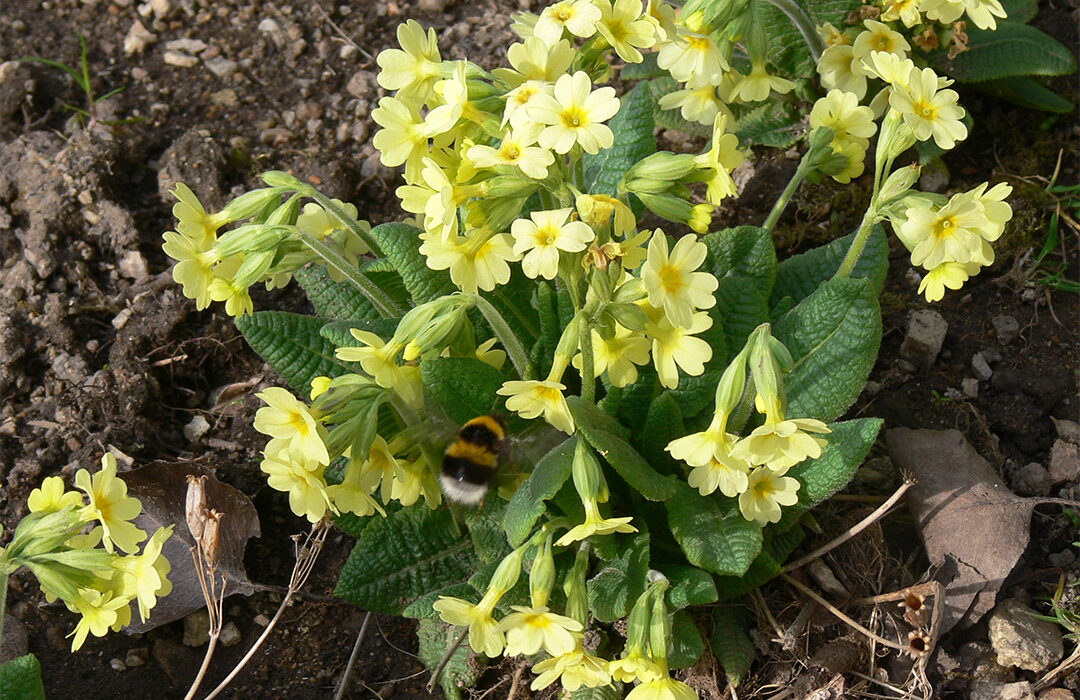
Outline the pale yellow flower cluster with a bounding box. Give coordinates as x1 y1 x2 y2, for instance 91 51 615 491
6 455 173 651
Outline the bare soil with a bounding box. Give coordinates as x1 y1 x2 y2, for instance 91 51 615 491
0 0 1077 698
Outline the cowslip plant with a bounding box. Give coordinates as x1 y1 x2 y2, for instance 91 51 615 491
159 0 1017 695
0 452 173 695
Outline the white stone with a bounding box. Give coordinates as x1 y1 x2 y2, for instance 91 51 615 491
123 20 157 55
163 51 199 68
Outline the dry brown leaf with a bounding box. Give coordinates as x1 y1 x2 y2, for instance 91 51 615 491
886 428 1033 634
122 461 261 633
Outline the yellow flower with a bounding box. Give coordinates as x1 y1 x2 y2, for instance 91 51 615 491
433 595 504 657
669 416 752 497
825 139 868 184
497 380 575 434
574 326 652 388
114 526 173 623
494 36 575 87
533 0 602 45
644 0 678 42
817 45 867 99
530 645 613 692
371 96 456 183
260 441 332 522
253 387 331 466
499 605 584 657
503 79 551 130
970 182 1013 242
419 229 517 294
595 0 657 63
851 20 911 64
646 310 713 390
528 71 620 155
809 90 877 149
171 183 230 249
75 453 146 555
162 230 220 310
577 193 637 237
555 496 638 546
609 651 663 684
627 672 700 700
468 124 556 180
917 260 981 302
900 192 989 269
862 50 914 88
923 0 1006 28
376 19 442 100
656 21 728 85
326 461 387 518
69 589 132 652
397 156 482 241
511 208 594 280
297 200 362 241
817 22 850 47
730 418 831 472
335 329 405 389
695 114 743 206
207 257 254 318
28 476 83 513
658 82 733 127
889 67 967 150
730 62 794 103
390 458 442 508
738 467 800 525
881 0 923 27
642 232 717 330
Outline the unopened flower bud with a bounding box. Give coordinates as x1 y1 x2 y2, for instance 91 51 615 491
222 187 288 222
606 302 649 332
878 164 921 203
530 537 556 608
572 439 604 502
488 546 526 595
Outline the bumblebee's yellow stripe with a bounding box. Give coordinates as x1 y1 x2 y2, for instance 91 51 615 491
463 415 505 439
445 441 498 468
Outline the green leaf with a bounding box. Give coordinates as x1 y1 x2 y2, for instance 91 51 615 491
503 436 576 546
368 222 456 304
587 531 650 622
714 526 805 600
666 483 763 577
669 368 724 422
770 226 889 311
571 684 625 700
776 418 883 528
569 397 679 501
976 76 1075 113
935 21 1078 82
421 357 505 426
417 619 482 700
1000 0 1038 22
620 52 665 80
711 607 755 687
774 277 882 422
664 565 719 611
758 0 855 79
736 101 804 149
335 506 476 614
294 264 383 322
0 655 45 700
466 497 513 563
235 311 357 394
319 318 400 349
530 280 561 378
640 393 684 476
584 82 656 196
705 225 778 352
669 611 706 669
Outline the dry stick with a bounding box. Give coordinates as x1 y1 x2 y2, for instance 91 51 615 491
506 662 527 700
426 628 469 693
1036 647 1080 691
752 588 786 645
184 550 226 700
333 611 372 700
204 521 331 700
779 573 902 651
783 481 913 573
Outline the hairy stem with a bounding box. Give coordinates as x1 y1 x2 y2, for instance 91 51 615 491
472 294 534 379
763 157 810 234
834 206 877 279
295 230 404 317
578 313 595 404
763 0 824 62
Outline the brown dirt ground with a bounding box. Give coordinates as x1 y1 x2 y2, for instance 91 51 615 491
0 0 1077 698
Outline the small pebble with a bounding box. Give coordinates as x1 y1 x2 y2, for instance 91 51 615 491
124 648 148 667
183 610 210 647
972 353 993 381
1021 288 1038 303
109 658 127 672
119 250 149 280
164 38 207 53
183 415 210 442
1012 462 1052 497
899 309 948 370
1049 440 1080 484
205 57 238 78
1052 418 1080 445
123 20 157 55
991 314 1020 345
254 614 271 627
220 621 241 647
112 308 133 329
163 51 199 68
962 378 979 398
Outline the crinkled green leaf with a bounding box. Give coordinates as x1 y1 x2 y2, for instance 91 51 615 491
1000 0 1038 22
976 76 1075 113
569 397 679 501
774 277 882 422
667 483 763 577
294 263 399 322
503 436 576 546
711 606 754 687
335 506 475 614
621 52 665 79
235 311 357 394
368 222 456 304
584 81 656 195
421 357 505 427
771 226 889 312
466 497 512 564
935 21 1077 82
571 684 625 700
669 611 706 669
665 564 719 611
640 393 684 476
417 618 482 700
736 101 804 148
714 526 805 600
775 418 883 529
318 318 401 349
0 655 44 700
757 0 856 79
587 531 650 622
705 225 777 352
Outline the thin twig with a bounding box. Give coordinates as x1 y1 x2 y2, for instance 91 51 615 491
779 573 902 651
784 481 913 573
334 611 372 700
312 2 375 60
752 588 786 645
426 628 468 693
506 662 527 700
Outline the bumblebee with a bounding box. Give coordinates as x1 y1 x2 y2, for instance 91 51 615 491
440 414 510 505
